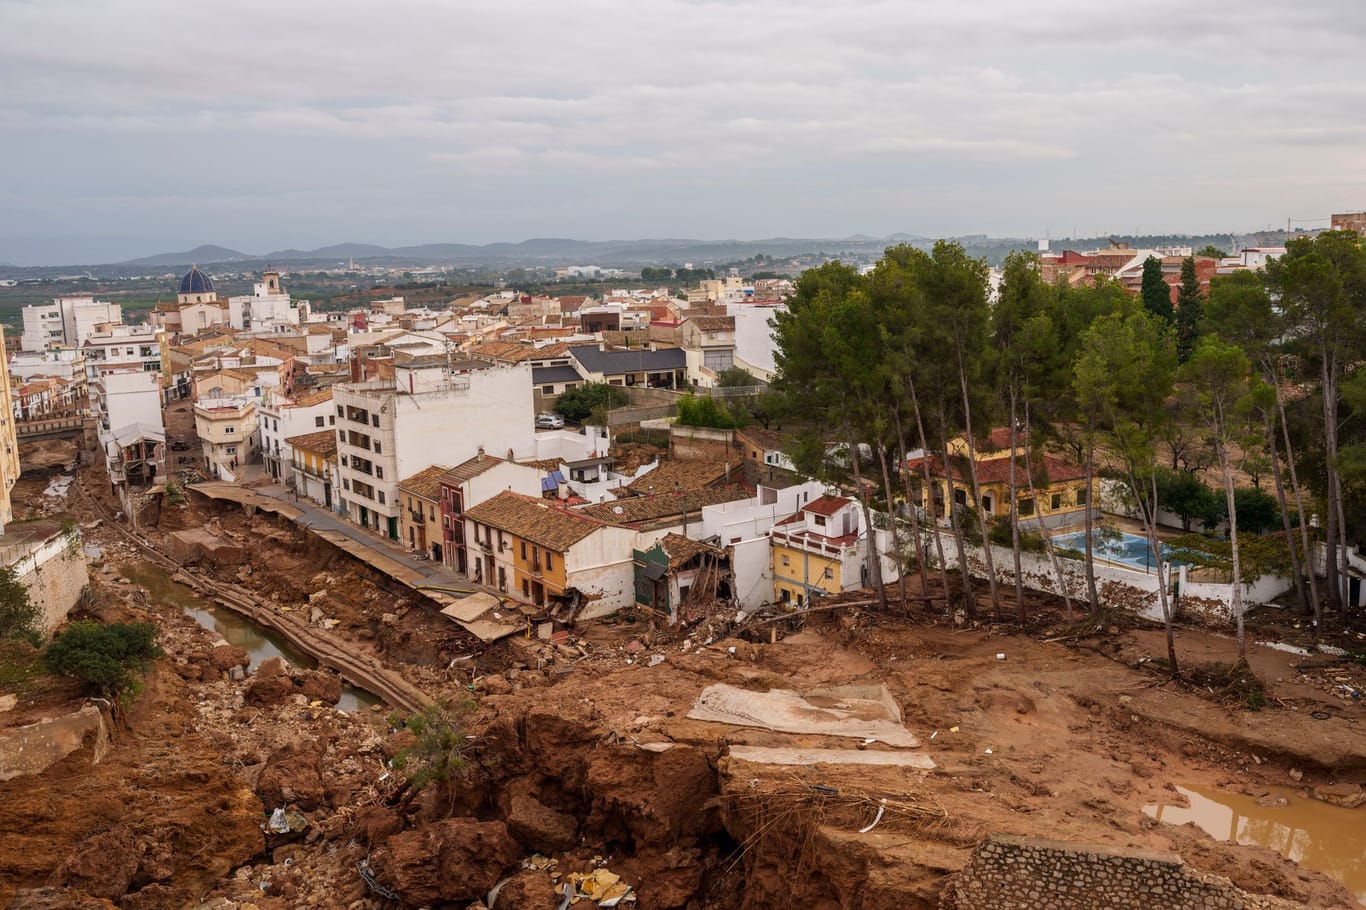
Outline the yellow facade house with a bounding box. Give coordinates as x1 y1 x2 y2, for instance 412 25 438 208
769 495 867 605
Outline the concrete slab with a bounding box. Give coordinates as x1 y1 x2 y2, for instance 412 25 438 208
728 745 935 770
687 683 920 748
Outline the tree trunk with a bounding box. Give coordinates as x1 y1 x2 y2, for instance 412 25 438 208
958 365 1001 620
875 440 908 606
1132 466 1179 676
1007 391 1026 624
1321 353 1342 612
1213 409 1246 664
909 381 953 607
1275 363 1321 625
847 426 888 611
891 404 931 596
1083 436 1101 616
1262 401 1308 616
940 414 975 620
1023 408 1075 618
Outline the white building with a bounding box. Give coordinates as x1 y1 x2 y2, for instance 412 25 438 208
94 370 165 488
258 387 335 483
21 296 122 352
228 269 309 331
194 397 259 482
699 481 826 610
332 360 535 539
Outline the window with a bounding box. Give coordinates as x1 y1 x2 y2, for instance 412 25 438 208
378 491 386 504
545 552 553 571
375 467 383 478
522 579 530 596
520 541 527 560
343 479 350 491
498 566 507 592
781 554 790 567
328 416 335 426
315 416 325 428
1051 493 1062 511
374 442 381 454
1076 487 1089 505
371 414 380 427
226 446 238 455
823 567 834 580
337 406 344 417
1018 497 1035 517
542 385 554 394
813 515 826 527
224 426 235 434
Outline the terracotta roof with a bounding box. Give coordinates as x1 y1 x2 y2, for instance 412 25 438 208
736 426 788 453
803 495 852 516
583 485 750 525
439 452 506 487
625 460 732 494
293 387 334 408
465 491 604 552
907 453 1087 485
685 315 735 332
657 533 725 570
285 429 337 457
398 464 451 501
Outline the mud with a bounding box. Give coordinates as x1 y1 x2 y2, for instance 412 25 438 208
2 463 1364 908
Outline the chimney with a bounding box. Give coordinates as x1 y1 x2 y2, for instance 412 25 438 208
477 445 485 462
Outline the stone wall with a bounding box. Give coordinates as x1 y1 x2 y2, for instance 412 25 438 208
8 528 90 636
943 835 1299 910
669 425 734 462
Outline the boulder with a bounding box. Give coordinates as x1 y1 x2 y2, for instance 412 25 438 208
49 824 140 900
372 818 518 907
210 645 251 673
506 792 578 853
492 869 559 909
355 806 404 846
1312 782 1366 809
256 742 328 811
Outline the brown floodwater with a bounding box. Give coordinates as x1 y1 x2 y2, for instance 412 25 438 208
1144 783 1366 903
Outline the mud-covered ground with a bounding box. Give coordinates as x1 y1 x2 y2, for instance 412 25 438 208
2 452 1364 909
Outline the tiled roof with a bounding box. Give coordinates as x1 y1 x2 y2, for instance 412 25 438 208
736 426 788 453
907 453 1087 485
439 453 506 486
285 429 337 457
657 533 725 570
583 485 750 525
532 365 582 384
465 491 604 552
292 387 334 408
398 464 451 501
685 316 735 332
803 495 852 516
626 460 732 494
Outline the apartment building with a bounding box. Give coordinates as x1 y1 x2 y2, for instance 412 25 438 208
94 369 165 488
437 453 543 573
258 387 334 483
332 359 534 539
20 296 122 352
82 324 169 406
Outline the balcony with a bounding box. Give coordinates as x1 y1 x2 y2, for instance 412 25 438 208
529 558 543 577
408 509 426 525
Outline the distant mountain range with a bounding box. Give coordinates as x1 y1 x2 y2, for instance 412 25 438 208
117 235 941 270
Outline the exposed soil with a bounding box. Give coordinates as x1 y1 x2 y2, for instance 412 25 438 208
2 450 1364 908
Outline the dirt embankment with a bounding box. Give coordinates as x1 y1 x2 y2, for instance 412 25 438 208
6 461 1363 909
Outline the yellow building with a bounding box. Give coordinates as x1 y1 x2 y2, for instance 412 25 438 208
286 429 338 510
0 328 20 531
910 428 1094 530
397 464 449 560
769 495 866 605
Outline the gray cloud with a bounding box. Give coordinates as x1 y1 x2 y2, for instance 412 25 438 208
1 0 1363 263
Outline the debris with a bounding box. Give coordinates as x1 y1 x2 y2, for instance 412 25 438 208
647 654 666 668
949 726 960 733
858 798 888 834
267 808 307 834
1289 768 1304 782
995 652 1006 661
984 748 993 755
357 856 399 901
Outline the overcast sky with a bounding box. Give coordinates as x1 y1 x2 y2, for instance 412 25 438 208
2 0 1364 264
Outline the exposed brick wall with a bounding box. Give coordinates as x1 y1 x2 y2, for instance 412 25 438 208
942 835 1300 910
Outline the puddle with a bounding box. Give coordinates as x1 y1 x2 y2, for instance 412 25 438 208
121 562 381 714
1144 783 1366 902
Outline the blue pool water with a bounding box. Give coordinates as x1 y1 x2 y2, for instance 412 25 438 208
1052 530 1185 572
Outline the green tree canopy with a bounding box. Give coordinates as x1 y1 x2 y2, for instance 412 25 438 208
43 621 163 701
0 566 41 646
1140 255 1174 322
553 382 629 423
1175 256 1204 362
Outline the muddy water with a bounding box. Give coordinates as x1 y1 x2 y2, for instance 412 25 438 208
121 561 381 714
1144 784 1366 902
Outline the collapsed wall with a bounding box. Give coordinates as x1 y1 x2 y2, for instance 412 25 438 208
941 834 1302 910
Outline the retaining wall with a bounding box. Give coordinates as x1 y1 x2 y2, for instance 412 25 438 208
6 529 90 635
943 834 1299 910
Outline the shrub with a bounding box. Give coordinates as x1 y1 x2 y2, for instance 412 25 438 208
554 383 630 423
43 621 163 702
0 566 41 646
389 699 475 794
676 393 741 429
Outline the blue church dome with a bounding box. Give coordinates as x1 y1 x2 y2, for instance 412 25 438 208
178 265 215 296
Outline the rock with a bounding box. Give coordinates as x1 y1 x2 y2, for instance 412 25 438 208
1256 794 1288 808
371 818 519 906
50 824 140 900
244 674 296 706
1288 768 1304 782
297 670 342 705
479 674 512 696
211 645 251 672
492 869 558 909
1312 782 1366 809
10 888 117 909
355 806 404 847
256 742 329 811
506 792 578 853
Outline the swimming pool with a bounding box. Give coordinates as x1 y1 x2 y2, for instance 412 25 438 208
1052 529 1185 572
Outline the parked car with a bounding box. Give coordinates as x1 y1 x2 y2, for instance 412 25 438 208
170 440 190 451
535 413 565 429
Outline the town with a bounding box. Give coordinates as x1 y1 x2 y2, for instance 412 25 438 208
1 211 1364 909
